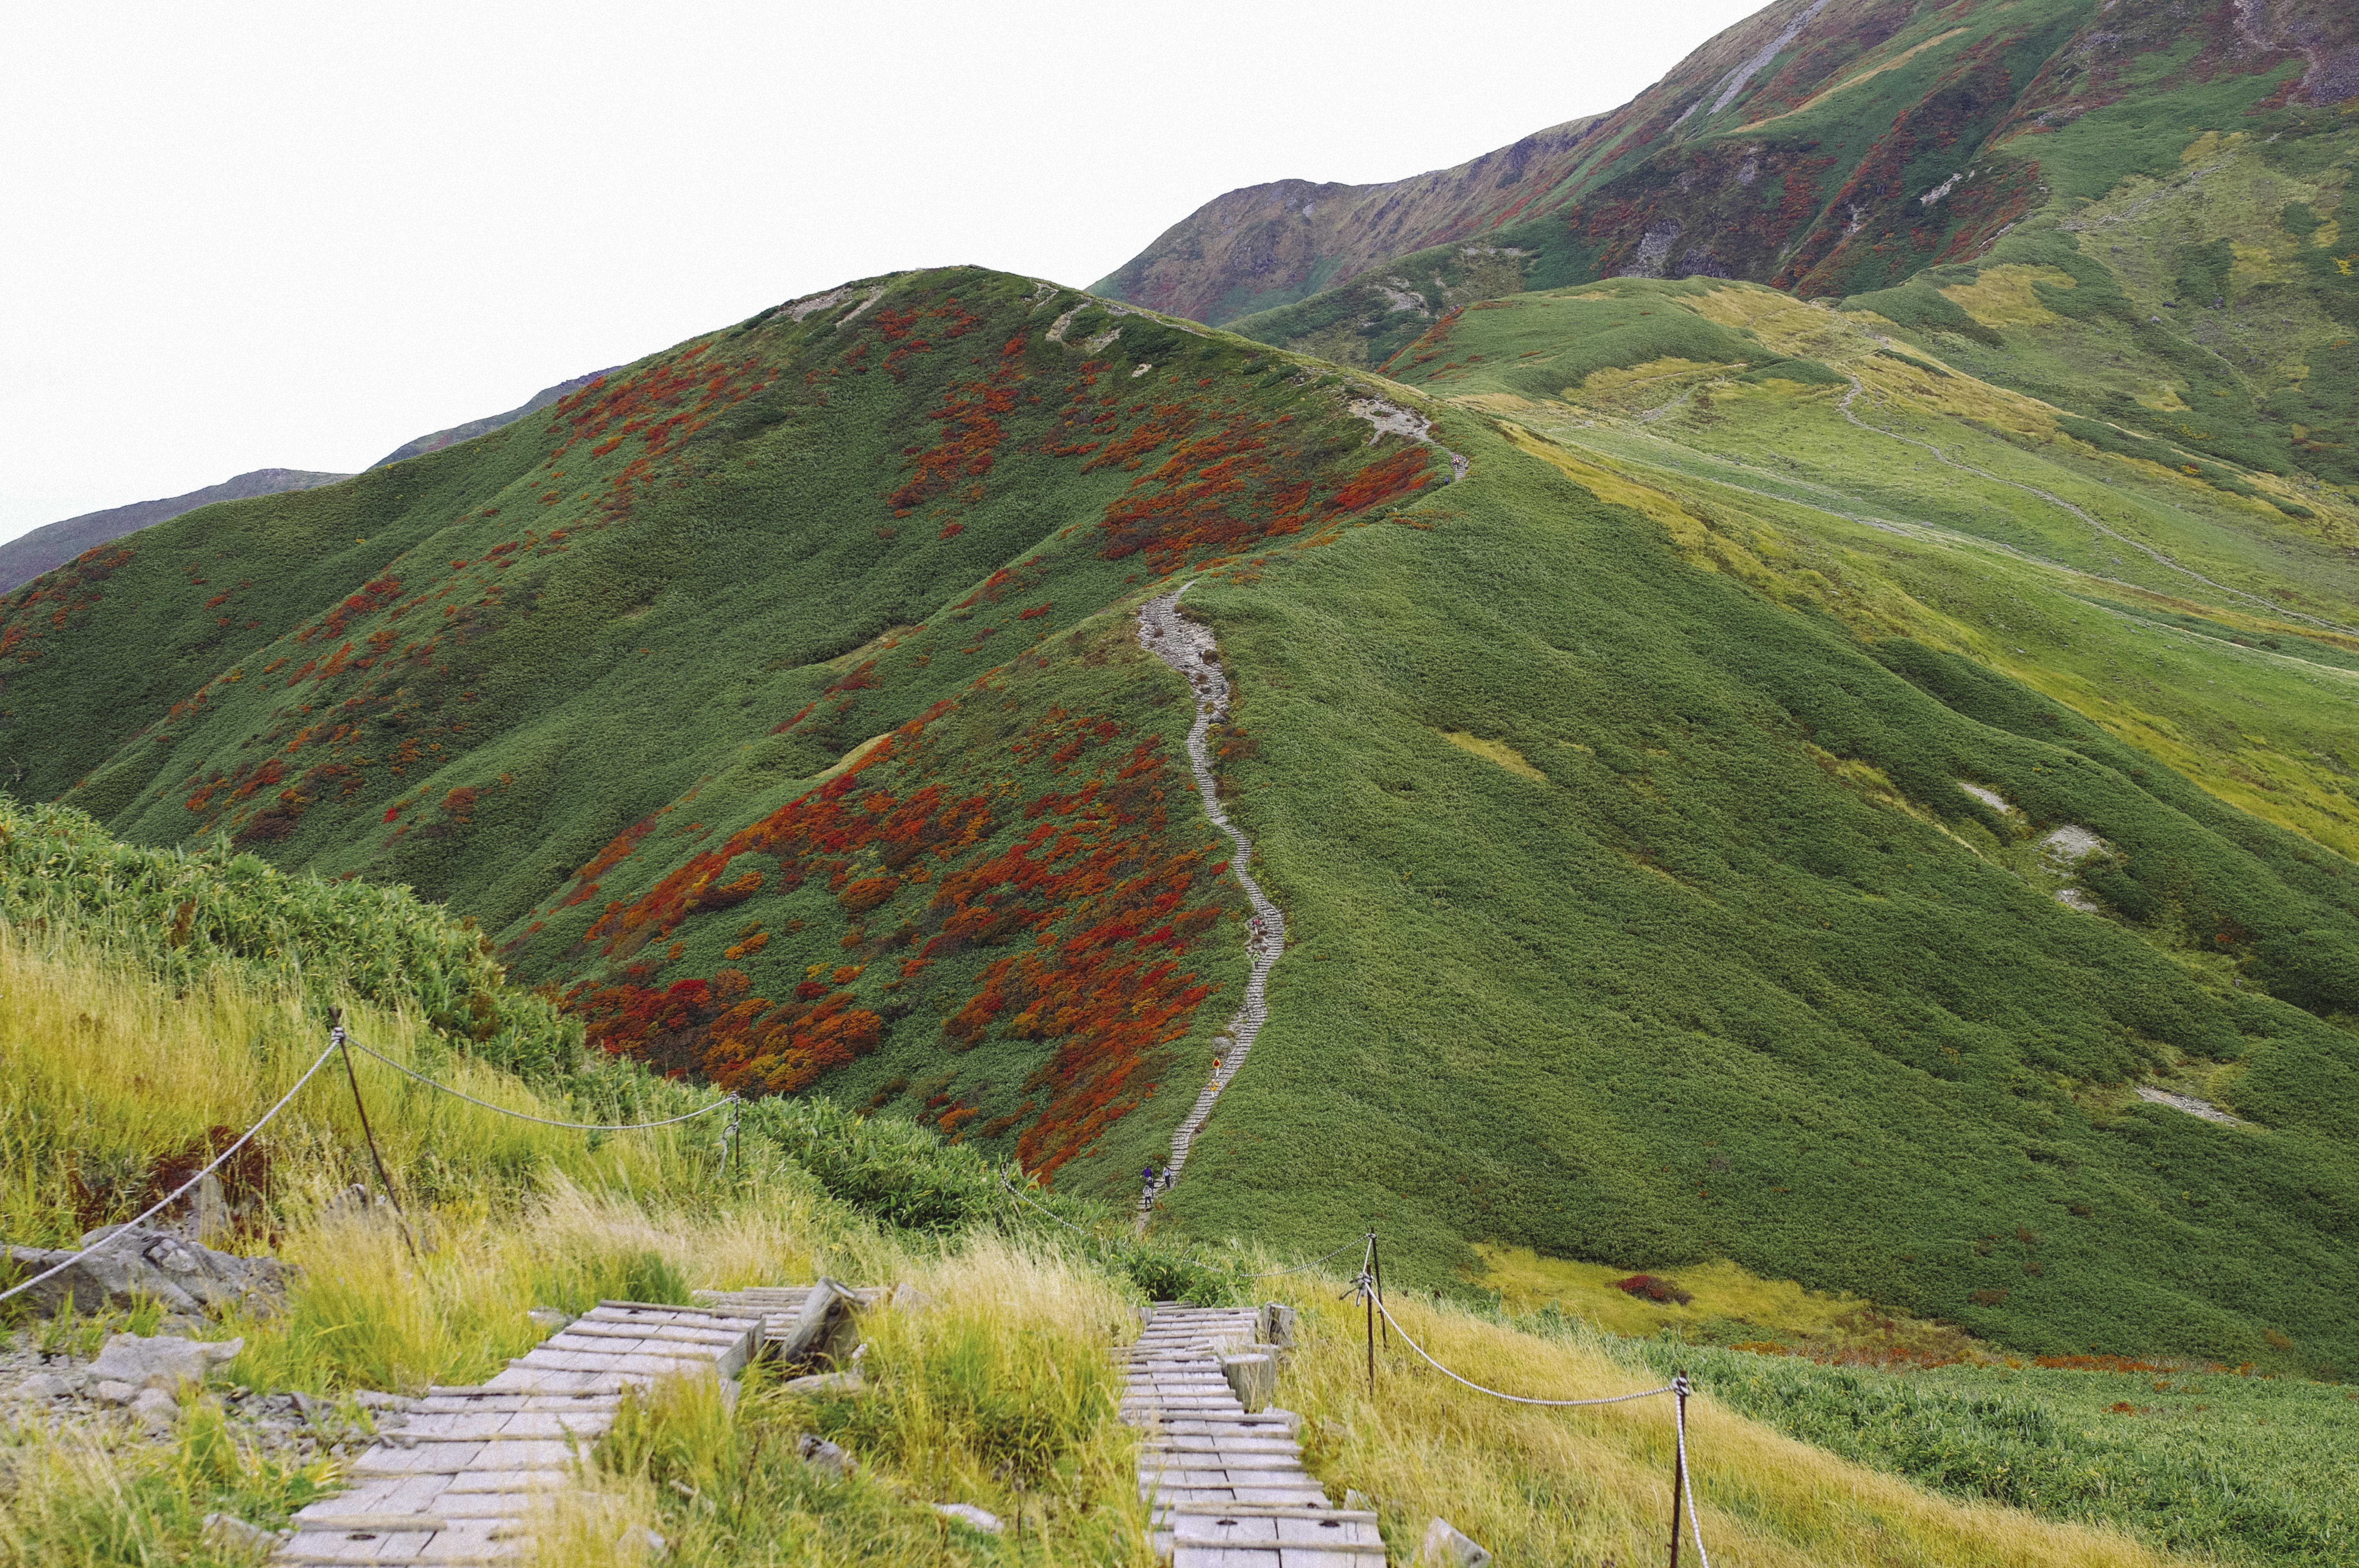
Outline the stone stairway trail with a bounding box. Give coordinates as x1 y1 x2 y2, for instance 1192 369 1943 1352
274 1300 767 1566
1137 585 1287 1220
1122 1304 1383 1567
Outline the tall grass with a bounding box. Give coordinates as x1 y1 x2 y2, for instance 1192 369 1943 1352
1261 1276 2178 1568
0 798 572 1073
1647 1339 2355 1564
574 1236 1151 1568
0 920 717 1252
0 1403 339 1568
225 1179 896 1396
0 824 2223 1568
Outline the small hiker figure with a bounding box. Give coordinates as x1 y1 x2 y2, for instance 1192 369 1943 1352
1142 1163 1159 1204
1161 1168 1175 1193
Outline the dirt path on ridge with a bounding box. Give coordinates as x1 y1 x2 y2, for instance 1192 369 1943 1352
1133 583 1286 1228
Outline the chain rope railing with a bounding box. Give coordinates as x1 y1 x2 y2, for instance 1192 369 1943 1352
1347 1260 1714 1566
2 1016 740 1303
12 1011 1713 1563
0 1037 346 1306
338 1033 740 1131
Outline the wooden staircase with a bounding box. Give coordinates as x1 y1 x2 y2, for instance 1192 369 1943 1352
1123 1304 1383 1566
274 1300 763 1566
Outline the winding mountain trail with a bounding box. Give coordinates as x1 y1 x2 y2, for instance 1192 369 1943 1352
1838 375 2359 636
1135 583 1286 1223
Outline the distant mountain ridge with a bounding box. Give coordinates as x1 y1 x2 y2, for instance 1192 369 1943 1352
370 368 617 468
1086 115 1603 327
0 469 352 593
1096 0 2359 328
0 370 617 593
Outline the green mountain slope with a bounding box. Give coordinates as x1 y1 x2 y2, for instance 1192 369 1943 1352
1103 0 2357 330
6 259 2359 1376
0 270 1445 1206
0 468 353 596
1217 2 2359 510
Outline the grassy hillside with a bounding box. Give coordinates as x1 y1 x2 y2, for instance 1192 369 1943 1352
7 249 2359 1378
1223 5 2359 510
1 806 2223 1568
0 269 1450 1214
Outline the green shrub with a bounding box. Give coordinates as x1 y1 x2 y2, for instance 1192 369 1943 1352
749 1097 1002 1232
1090 1236 1250 1307
0 796 577 1075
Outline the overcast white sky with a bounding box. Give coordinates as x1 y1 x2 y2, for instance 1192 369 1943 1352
0 0 1763 544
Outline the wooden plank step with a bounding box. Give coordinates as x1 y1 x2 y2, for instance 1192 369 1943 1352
1142 1456 1314 1474
1161 1506 1378 1522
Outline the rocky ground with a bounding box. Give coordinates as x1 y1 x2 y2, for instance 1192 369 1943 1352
0 1325 391 1463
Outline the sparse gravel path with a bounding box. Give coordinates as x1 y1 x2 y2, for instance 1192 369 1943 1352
1135 583 1285 1222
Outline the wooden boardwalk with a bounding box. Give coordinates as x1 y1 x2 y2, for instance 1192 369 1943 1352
1124 1304 1384 1567
275 1300 763 1566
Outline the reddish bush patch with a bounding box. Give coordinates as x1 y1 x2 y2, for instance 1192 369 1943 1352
1612 1274 1693 1305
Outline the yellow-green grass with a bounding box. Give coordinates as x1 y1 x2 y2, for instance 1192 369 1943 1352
1254 1274 2176 1568
1434 276 2359 864
560 1237 1152 1568
0 927 2255 1568
0 918 713 1255
1473 1244 1986 1359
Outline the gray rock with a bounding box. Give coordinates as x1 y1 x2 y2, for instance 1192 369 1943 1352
352 1390 414 1412
794 1432 855 1477
781 1370 864 1395
130 1387 180 1427
5 1226 288 1319
931 1502 1004 1535
200 1512 278 1559
1414 1517 1491 1568
94 1379 138 1406
9 1372 68 1401
88 1332 243 1392
891 1282 936 1314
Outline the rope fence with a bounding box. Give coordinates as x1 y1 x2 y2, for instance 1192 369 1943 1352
996 1174 1096 1235
1355 1270 1713 1566
1248 1236 1365 1277
2 1016 742 1304
1369 1293 1676 1408
340 1034 740 1131
13 1014 1710 1563
0 1036 346 1307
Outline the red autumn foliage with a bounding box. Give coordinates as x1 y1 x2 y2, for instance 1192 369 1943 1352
838 876 899 913
1612 1274 1693 1305
560 681 1238 1179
